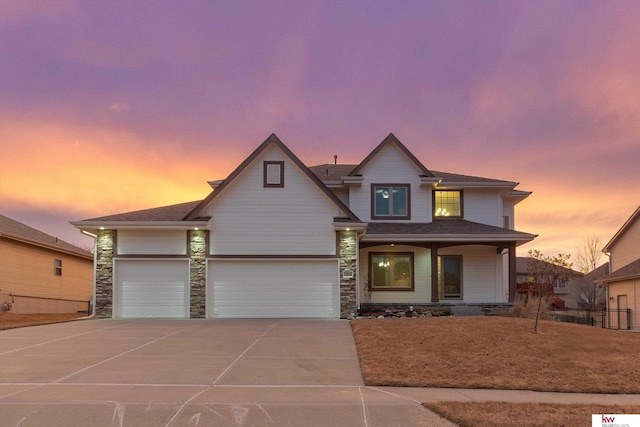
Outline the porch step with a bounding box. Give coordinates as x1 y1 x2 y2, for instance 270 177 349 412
451 305 484 317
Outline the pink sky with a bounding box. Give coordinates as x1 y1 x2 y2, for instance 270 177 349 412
1 0 639 263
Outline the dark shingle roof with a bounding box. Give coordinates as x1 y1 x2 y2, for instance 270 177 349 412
515 256 582 276
80 201 205 222
308 164 516 186
0 214 92 259
602 259 640 283
366 220 534 240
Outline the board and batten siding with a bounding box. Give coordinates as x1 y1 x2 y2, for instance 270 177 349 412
0 238 93 302
463 190 502 227
609 218 640 271
360 245 431 304
348 143 431 222
117 230 187 255
203 145 342 255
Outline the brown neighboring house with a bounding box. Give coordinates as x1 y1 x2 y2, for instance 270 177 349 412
0 214 93 314
515 257 583 309
602 205 640 330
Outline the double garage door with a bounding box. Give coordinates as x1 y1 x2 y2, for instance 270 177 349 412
113 259 339 318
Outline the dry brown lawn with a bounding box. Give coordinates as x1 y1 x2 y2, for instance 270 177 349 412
351 316 640 393
0 312 87 330
423 402 640 427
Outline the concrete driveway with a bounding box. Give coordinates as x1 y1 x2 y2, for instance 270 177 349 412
0 319 450 427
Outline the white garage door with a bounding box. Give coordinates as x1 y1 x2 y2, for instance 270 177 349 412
114 259 189 318
208 259 339 318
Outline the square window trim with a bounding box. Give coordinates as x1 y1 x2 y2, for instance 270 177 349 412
370 184 411 220
433 189 464 219
368 251 415 291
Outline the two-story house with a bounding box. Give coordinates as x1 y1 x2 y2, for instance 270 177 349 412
72 134 535 319
602 205 640 330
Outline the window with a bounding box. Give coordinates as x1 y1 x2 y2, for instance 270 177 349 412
372 184 410 219
503 215 510 229
369 252 414 290
438 255 462 299
263 161 284 187
434 190 462 217
54 259 62 276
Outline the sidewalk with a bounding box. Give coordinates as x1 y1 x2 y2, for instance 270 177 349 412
378 386 640 405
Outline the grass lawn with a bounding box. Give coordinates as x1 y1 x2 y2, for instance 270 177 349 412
0 312 87 330
423 402 640 427
351 316 640 393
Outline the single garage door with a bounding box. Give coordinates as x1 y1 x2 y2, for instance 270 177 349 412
114 259 189 318
208 259 339 318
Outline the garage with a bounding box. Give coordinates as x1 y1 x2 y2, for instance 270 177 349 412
114 259 190 318
208 259 339 318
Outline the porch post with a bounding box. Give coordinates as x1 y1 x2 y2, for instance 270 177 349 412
431 243 439 302
508 241 516 302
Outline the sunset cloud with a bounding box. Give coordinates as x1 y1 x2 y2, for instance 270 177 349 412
1 1 639 262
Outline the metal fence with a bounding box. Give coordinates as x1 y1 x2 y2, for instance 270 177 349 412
549 308 631 330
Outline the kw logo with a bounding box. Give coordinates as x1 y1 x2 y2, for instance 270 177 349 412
602 414 615 423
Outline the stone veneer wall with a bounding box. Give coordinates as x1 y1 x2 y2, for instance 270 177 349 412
339 230 357 318
95 230 115 318
189 230 208 318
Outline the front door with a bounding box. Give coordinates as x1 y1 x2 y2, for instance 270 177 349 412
618 295 628 330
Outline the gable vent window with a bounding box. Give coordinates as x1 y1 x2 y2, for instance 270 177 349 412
264 161 284 188
54 259 62 276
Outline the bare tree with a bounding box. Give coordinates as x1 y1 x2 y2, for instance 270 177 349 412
527 250 573 332
573 236 606 311
575 235 603 274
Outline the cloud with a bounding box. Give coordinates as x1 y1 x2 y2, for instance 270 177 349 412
109 103 130 113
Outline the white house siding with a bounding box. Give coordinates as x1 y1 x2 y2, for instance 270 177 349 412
607 279 639 330
439 245 502 303
348 143 431 222
203 145 341 255
117 230 187 255
502 199 514 229
464 190 501 227
609 219 640 271
359 245 431 304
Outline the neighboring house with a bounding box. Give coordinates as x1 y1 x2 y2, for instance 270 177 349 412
602 205 640 330
72 133 536 319
0 214 94 314
515 257 583 309
515 258 606 310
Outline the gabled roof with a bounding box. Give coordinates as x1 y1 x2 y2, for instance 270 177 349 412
309 164 518 187
0 213 93 259
184 133 360 222
603 205 640 252
348 133 435 177
601 258 640 283
77 201 205 222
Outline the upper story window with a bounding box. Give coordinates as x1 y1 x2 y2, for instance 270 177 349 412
54 259 62 276
371 184 410 219
264 161 284 187
433 190 462 218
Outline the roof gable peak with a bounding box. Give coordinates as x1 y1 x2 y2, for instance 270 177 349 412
184 134 359 221
349 133 434 177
